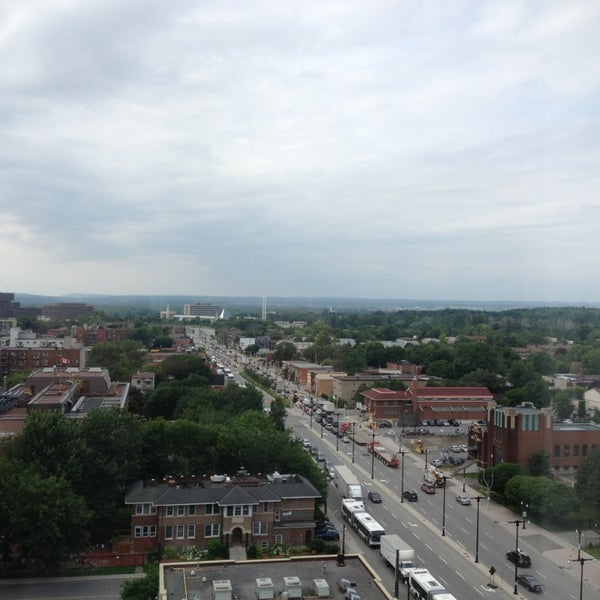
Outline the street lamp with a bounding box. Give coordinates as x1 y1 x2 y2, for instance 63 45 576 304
441 476 447 536
463 467 466 493
570 556 594 600
577 529 584 560
521 501 529 529
424 447 428 469
336 413 340 452
400 451 407 503
506 519 525 594
371 426 376 479
472 495 484 563
351 423 356 464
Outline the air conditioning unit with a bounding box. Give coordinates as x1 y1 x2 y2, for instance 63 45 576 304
212 579 232 600
256 577 274 599
313 579 330 598
283 576 302 599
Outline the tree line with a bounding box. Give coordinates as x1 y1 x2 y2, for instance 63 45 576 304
0 355 324 571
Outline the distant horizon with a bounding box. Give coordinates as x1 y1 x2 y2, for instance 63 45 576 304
12 291 600 312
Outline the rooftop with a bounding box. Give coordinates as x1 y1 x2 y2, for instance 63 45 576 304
160 555 392 600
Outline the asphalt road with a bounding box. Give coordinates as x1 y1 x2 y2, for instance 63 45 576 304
0 573 142 600
290 407 594 600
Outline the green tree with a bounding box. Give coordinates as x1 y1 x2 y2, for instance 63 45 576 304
272 341 297 363
78 409 144 540
156 354 210 382
7 411 84 489
0 461 90 569
527 450 550 477
581 349 600 374
552 388 582 419
87 341 144 381
575 448 600 509
478 463 526 495
527 351 556 375
268 396 287 431
121 563 159 600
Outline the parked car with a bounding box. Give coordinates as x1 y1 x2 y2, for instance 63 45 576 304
506 549 532 567
378 420 393 428
403 489 418 502
421 482 436 494
431 458 444 467
315 528 340 541
517 574 544 592
368 491 382 503
341 435 350 443
450 445 462 452
455 495 471 505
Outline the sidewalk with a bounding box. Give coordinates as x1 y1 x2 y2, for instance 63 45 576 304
377 433 600 595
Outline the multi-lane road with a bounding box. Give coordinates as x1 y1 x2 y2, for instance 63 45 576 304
288 407 592 600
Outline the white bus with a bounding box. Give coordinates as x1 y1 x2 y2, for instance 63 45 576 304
351 511 385 547
408 568 446 600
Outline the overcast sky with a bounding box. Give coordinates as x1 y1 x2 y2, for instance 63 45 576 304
1 1 599 303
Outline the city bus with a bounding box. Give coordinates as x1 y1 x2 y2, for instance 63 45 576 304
351 511 385 547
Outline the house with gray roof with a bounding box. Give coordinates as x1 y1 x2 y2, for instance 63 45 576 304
125 471 321 556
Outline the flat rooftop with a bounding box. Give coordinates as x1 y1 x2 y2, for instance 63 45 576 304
160 554 392 600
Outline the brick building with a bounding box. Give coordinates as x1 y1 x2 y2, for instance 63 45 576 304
41 302 95 320
469 402 600 472
360 380 494 426
125 472 321 555
73 325 130 346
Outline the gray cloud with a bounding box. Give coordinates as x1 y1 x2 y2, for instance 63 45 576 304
1 0 599 301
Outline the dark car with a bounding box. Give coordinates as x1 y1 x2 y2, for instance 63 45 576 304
368 491 382 503
378 420 393 428
403 489 418 502
315 528 340 541
517 574 544 593
507 549 532 567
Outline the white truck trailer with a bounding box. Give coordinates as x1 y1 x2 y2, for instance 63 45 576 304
333 465 363 501
380 534 416 583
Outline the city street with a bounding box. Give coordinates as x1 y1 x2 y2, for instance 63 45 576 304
288 406 600 600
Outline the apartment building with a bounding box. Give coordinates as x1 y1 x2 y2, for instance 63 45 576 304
125 472 321 555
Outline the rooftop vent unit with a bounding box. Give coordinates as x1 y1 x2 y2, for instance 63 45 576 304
212 579 232 600
313 579 330 598
256 577 274 599
283 576 302 599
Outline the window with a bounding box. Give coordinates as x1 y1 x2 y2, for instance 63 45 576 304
275 534 283 544
583 444 588 457
226 505 250 517
274 510 281 522
177 505 185 516
134 525 157 538
205 504 220 515
165 525 173 539
136 503 156 515
553 445 560 458
262 502 271 512
252 522 267 535
187 524 196 538
574 445 579 457
188 505 196 516
176 525 185 539
564 445 570 458
166 506 174 517
204 523 220 537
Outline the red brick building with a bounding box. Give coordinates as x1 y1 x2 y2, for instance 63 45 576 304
360 379 494 425
125 472 321 555
469 403 600 472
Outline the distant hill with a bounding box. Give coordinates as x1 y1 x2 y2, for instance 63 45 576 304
13 293 600 314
